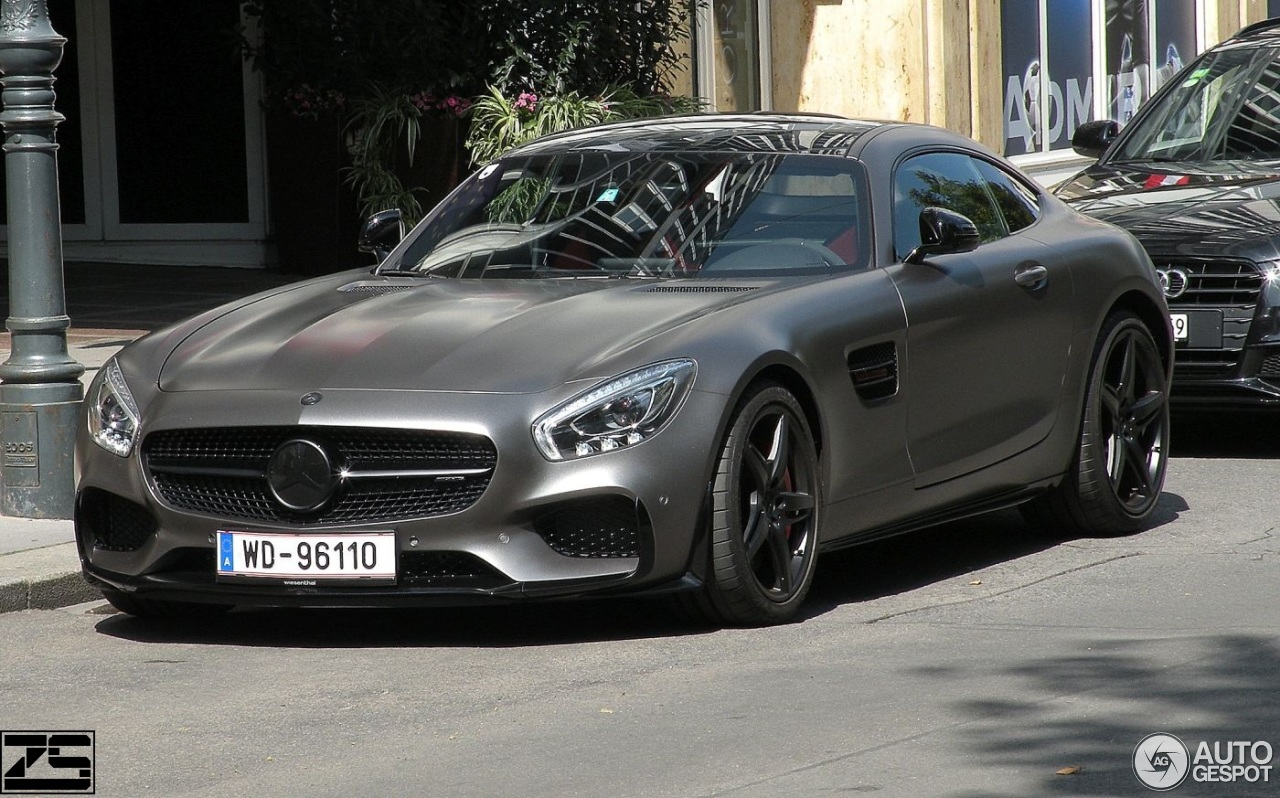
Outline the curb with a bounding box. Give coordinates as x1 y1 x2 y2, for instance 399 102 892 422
0 542 100 613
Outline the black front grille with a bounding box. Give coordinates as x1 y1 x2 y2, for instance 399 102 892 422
1262 352 1280 377
79 489 157 552
1161 258 1264 307
400 551 509 588
143 426 496 525
534 496 643 558
1175 349 1243 373
161 548 217 576
1159 258 1264 376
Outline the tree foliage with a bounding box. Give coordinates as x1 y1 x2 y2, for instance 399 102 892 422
241 1 699 224
475 1 695 95
242 0 694 108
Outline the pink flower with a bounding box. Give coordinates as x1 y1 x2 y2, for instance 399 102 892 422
513 92 539 113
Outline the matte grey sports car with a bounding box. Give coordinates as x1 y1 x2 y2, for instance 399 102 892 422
76 114 1173 626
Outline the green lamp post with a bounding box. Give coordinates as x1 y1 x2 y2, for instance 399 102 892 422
0 0 83 518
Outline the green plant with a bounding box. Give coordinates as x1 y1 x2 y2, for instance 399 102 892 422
466 85 701 167
343 84 472 223
242 1 701 226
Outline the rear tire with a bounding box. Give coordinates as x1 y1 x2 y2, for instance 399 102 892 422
684 384 821 626
1025 310 1169 537
101 588 231 622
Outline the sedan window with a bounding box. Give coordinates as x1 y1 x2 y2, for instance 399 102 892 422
1110 45 1280 162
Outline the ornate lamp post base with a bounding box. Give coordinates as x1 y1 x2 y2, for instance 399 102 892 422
0 0 84 518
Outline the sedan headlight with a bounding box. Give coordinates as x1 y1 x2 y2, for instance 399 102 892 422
88 359 141 457
533 359 697 461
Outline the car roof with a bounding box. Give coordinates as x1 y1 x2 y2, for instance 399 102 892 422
1231 17 1280 42
505 113 888 159
499 113 1007 169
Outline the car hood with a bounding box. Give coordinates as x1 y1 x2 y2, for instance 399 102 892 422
156 275 770 393
1056 163 1280 256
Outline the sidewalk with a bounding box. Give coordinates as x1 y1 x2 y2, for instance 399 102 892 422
0 262 300 612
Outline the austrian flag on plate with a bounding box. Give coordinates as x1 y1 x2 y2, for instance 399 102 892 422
1144 173 1191 188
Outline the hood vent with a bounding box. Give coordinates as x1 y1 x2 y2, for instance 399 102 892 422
338 281 415 295
641 285 758 294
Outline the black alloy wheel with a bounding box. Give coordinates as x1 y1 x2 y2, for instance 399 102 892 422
1026 310 1169 536
688 383 821 626
1097 320 1168 514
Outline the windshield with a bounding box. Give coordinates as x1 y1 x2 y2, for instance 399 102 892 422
390 151 869 278
1111 44 1280 163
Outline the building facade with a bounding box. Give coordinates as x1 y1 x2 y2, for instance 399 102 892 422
2 0 1278 269
684 0 1278 184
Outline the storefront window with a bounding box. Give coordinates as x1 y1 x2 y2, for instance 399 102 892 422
1002 0 1201 158
696 0 769 111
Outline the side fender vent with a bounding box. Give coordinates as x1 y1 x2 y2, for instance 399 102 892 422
848 342 898 401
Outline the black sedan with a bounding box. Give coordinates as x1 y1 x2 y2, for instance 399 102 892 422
1058 18 1280 407
77 114 1172 626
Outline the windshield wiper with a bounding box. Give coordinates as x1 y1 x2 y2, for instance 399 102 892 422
1107 155 1183 165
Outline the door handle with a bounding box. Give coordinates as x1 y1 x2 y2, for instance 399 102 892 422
1014 263 1048 290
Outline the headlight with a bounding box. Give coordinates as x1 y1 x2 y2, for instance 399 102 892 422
88 359 141 457
532 359 697 461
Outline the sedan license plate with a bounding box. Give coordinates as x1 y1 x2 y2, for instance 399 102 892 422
1170 310 1223 348
216 531 396 585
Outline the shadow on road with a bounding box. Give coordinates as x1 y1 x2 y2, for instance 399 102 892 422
923 634 1280 797
92 492 1186 649
1172 410 1280 459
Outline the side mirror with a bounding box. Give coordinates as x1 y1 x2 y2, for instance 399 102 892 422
1071 119 1120 159
358 208 404 262
905 207 980 265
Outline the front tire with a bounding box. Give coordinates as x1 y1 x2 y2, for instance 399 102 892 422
687 384 821 626
1027 310 1169 536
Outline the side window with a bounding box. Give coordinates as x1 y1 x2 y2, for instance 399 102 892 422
973 159 1041 233
893 152 1005 260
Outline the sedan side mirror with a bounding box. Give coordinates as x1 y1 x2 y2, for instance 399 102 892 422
358 208 405 262
905 207 980 265
1072 119 1120 159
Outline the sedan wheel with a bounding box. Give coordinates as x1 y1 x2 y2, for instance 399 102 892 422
1027 310 1169 536
687 384 821 626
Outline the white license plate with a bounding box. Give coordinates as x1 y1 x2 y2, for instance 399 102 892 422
216 531 396 583
1171 313 1188 341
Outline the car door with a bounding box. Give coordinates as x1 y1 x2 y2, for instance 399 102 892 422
885 151 1075 488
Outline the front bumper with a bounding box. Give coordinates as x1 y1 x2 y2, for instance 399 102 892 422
1171 343 1280 407
75 385 727 607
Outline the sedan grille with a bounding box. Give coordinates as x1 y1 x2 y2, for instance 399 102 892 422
143 426 497 525
1158 258 1264 376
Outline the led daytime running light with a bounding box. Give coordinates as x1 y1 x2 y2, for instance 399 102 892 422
533 359 696 461
90 359 141 457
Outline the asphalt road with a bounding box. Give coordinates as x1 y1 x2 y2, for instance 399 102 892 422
2 411 1278 797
